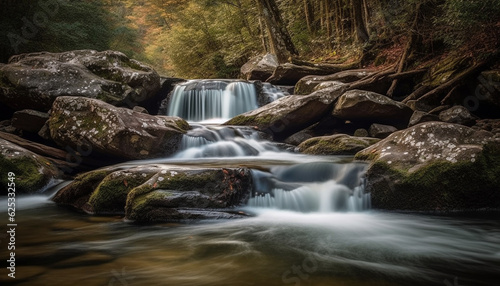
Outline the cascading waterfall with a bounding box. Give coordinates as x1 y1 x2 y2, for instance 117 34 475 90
171 123 370 213
166 80 287 122
247 162 370 213
167 80 259 122
174 124 282 158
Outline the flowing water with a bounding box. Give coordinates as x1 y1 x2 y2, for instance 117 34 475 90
166 80 287 123
1 86 500 285
1 125 499 286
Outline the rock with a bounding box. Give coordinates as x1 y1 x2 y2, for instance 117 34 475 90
148 77 185 115
0 50 161 112
355 122 500 211
332 90 413 128
439 105 477 126
240 53 279 81
295 69 374 95
353 128 369 137
52 165 253 222
0 138 59 194
225 84 346 141
298 134 379 155
132 106 149 114
408 111 440 127
369 123 397 139
473 119 500 138
283 131 314 146
11 109 49 133
48 96 189 160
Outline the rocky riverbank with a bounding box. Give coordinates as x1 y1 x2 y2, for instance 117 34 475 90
1 50 499 220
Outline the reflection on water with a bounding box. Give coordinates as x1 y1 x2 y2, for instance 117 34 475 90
1 197 499 286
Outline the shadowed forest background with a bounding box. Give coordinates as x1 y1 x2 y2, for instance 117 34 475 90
1 0 500 78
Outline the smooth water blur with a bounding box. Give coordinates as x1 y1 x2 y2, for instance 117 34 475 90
1 198 499 286
166 80 258 122
1 125 499 286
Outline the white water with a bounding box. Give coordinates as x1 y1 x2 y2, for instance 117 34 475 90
4 123 500 285
167 80 258 122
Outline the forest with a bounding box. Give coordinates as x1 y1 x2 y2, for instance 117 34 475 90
1 0 499 79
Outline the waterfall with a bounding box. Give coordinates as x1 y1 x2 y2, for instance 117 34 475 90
247 162 370 213
166 80 288 122
167 80 259 122
174 124 282 158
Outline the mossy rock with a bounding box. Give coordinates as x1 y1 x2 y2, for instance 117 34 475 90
355 122 500 211
366 143 500 211
298 134 379 155
0 139 59 195
125 167 252 222
52 165 253 222
225 85 346 140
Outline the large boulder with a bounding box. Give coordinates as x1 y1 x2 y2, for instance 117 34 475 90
0 50 161 113
240 53 279 81
0 139 59 195
225 85 346 141
298 134 379 155
355 122 500 211
295 69 374 95
333 90 413 129
52 165 252 222
439 105 477 126
48 96 189 160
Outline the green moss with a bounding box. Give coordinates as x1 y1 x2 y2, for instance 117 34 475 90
87 171 155 214
226 113 276 128
300 136 378 155
0 154 53 194
424 55 472 88
368 146 500 211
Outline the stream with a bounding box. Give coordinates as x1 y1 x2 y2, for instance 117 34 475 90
1 80 499 285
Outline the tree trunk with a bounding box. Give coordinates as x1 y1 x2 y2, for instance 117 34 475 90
351 0 369 43
256 0 299 63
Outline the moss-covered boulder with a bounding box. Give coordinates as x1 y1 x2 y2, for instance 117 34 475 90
298 134 379 155
0 139 59 195
333 89 413 129
355 122 500 211
0 50 160 113
48 96 189 160
52 165 252 221
225 85 346 141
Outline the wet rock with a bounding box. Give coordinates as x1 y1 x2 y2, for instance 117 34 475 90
0 50 160 112
225 84 346 141
473 119 500 138
240 53 279 81
333 90 413 128
369 123 397 139
52 165 253 222
408 111 440 127
353 128 369 137
356 122 500 211
11 109 49 133
0 138 59 194
48 96 188 160
283 131 314 146
298 134 379 155
295 69 374 95
439 105 477 126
